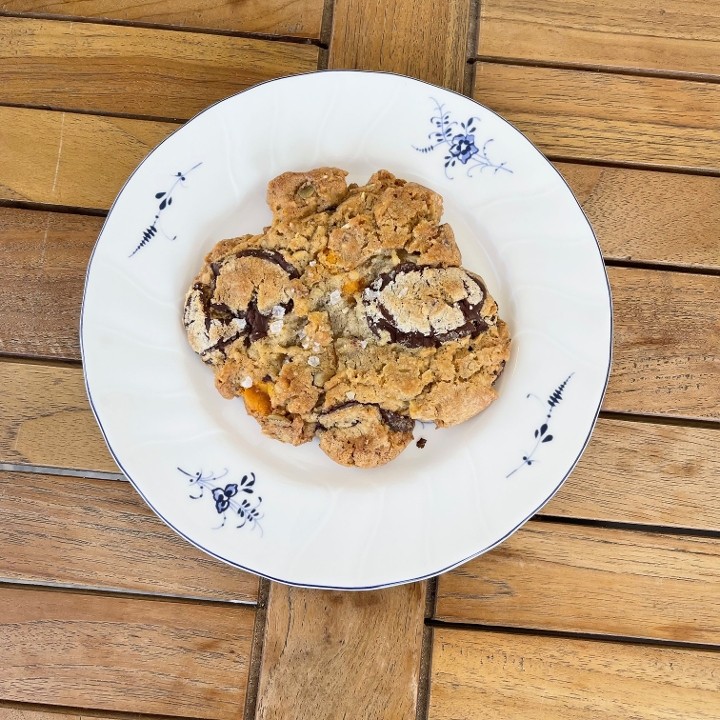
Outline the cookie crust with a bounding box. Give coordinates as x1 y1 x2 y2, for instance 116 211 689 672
183 168 511 467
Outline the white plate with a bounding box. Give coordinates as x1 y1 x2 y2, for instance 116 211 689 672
81 71 612 590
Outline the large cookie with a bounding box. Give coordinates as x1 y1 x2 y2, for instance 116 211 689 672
183 168 511 467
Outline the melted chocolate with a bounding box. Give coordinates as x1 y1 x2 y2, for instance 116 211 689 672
187 283 293 354
244 297 294 346
200 330 242 360
492 359 506 386
233 248 300 279
379 407 415 433
364 264 489 349
320 402 414 434
187 246 299 355
243 299 268 345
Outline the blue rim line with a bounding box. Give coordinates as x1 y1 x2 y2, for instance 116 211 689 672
80 69 613 591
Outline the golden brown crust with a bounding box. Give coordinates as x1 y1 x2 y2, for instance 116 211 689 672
183 168 511 467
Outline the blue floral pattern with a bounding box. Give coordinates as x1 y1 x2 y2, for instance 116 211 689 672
178 467 263 533
506 374 573 478
130 162 202 257
414 98 511 179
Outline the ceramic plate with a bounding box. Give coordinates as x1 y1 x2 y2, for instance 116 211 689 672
81 71 612 589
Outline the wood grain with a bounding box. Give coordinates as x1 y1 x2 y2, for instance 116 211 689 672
0 106 176 209
477 0 720 76
429 628 720 720
0 361 116 472
1 173 717 363
547 418 720 530
0 207 100 360
3 361 719 529
256 582 426 719
0 0 324 37
556 162 720 270
0 469 258 601
0 706 119 720
328 0 471 92
2 204 717 396
2 268 719 473
0 585 254 718
605 267 720 420
0 17 317 120
474 63 720 171
0 707 153 720
435 521 720 643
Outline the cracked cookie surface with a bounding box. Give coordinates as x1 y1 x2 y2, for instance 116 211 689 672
183 167 511 467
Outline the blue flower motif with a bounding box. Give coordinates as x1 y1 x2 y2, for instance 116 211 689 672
449 133 479 164
413 98 511 179
212 483 238 513
178 468 263 533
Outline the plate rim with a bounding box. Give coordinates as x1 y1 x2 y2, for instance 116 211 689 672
80 68 613 590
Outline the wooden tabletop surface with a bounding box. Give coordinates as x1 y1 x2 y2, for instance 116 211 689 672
1 1 718 718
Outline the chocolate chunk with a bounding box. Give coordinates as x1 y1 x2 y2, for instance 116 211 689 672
210 248 299 280
416 437 427 449
492 359 507 385
187 246 299 353
244 298 294 346
233 249 300 279
321 402 414 435
379 407 415 433
319 400 360 417
364 264 490 348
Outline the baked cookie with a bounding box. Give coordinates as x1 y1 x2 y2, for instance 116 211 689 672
183 167 510 467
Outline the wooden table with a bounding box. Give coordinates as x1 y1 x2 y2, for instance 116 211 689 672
1 1 718 718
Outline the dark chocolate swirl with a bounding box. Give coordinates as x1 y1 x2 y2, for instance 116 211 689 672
184 248 298 357
319 401 415 434
363 263 490 349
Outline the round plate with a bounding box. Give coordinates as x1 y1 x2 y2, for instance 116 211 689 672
81 71 612 589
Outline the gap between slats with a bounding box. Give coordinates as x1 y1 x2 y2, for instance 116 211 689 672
0 698 203 720
0 579 256 608
471 55 720 86
0 10 325 44
426 619 720 654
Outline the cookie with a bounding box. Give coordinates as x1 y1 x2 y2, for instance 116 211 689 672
183 167 511 467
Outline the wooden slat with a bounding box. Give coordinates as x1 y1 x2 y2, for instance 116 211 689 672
5 260 718 433
0 0 324 38
3 362 719 531
2 267 718 469
605 267 720 421
557 162 720 270
328 0 471 92
474 63 720 171
435 521 720 643
429 628 720 720
2 185 717 365
477 0 720 76
0 707 118 720
0 207 100 360
0 361 116 472
0 707 149 720
0 585 254 718
256 582 426 719
547 418 720 530
0 470 258 602
0 107 176 209
0 17 317 120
